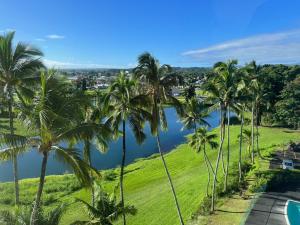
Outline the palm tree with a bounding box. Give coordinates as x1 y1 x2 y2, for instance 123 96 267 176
181 97 210 132
203 59 238 211
189 127 218 196
0 31 44 205
134 52 185 225
0 204 67 225
245 61 263 162
235 69 251 183
105 71 149 225
6 71 105 225
71 183 136 225
237 129 253 158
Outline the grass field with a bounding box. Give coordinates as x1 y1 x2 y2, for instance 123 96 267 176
0 125 299 225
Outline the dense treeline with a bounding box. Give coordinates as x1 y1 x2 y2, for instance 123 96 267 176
0 31 299 225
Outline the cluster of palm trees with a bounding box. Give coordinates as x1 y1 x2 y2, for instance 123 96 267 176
0 31 264 225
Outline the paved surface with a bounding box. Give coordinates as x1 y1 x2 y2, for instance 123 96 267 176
245 148 300 225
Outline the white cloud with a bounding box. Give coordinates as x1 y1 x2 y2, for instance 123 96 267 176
43 59 115 69
35 38 46 42
182 29 300 65
46 34 65 39
0 28 16 33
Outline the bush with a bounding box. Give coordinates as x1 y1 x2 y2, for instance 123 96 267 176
249 177 267 193
0 196 14 205
193 196 212 216
103 170 118 181
43 195 56 206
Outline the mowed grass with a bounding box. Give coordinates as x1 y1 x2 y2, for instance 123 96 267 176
0 126 299 225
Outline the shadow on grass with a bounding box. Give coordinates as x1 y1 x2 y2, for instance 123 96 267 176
216 209 247 214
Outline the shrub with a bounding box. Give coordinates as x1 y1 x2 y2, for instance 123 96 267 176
193 196 212 216
103 170 118 181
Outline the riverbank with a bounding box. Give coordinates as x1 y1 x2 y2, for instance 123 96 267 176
0 126 299 225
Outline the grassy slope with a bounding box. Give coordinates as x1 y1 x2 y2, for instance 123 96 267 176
62 126 300 225
0 126 299 225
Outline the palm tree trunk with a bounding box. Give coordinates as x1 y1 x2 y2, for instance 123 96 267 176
238 111 244 183
8 89 19 205
211 113 225 212
156 132 184 225
220 107 226 175
251 102 255 164
203 144 210 197
256 107 262 159
224 106 230 192
83 140 95 207
30 151 48 225
120 120 126 225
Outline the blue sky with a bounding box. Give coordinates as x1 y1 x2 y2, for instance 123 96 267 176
1 0 300 68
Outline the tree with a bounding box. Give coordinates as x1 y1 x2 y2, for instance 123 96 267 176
0 204 67 225
189 127 218 196
0 31 44 205
105 71 149 225
71 183 136 225
80 91 111 207
6 71 102 225
245 61 263 161
275 76 300 129
235 69 251 183
237 129 253 159
134 52 185 225
203 59 238 210
181 97 210 132
182 85 196 102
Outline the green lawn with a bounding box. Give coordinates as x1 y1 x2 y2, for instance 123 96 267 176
0 126 299 225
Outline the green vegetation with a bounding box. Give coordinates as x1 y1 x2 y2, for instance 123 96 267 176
0 32 299 225
0 126 298 225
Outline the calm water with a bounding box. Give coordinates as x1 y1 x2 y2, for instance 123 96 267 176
0 108 220 182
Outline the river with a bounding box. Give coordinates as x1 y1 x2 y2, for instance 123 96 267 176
0 108 220 182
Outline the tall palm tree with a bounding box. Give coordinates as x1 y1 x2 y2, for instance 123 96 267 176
7 71 104 225
134 52 185 225
72 183 136 225
181 97 216 178
203 59 238 211
234 69 251 183
189 127 218 196
79 92 111 207
0 31 44 205
245 61 263 162
106 72 149 225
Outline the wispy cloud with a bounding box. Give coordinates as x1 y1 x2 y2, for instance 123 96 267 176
182 29 300 65
0 28 16 33
43 59 115 69
46 34 65 39
35 38 46 42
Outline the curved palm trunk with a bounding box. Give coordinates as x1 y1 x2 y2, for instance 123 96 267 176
8 90 19 205
120 120 126 225
238 111 244 183
224 106 230 192
156 132 184 225
30 151 48 225
211 112 225 212
251 102 255 164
